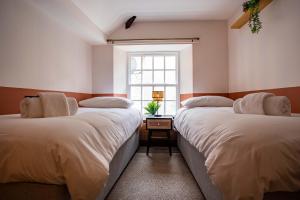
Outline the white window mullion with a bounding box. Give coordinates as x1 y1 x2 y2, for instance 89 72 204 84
140 56 143 112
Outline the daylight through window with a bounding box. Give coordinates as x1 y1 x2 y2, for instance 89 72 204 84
128 52 179 115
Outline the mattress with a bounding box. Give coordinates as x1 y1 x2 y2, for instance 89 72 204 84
0 107 143 200
174 107 300 200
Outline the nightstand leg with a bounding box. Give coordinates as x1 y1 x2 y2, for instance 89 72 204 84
147 130 152 155
167 131 172 156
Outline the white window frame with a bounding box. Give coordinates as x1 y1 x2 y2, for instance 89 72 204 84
127 51 180 115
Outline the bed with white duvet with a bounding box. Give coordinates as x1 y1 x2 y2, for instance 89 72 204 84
175 107 300 200
0 107 142 200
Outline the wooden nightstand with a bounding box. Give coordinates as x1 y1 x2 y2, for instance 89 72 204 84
146 116 173 156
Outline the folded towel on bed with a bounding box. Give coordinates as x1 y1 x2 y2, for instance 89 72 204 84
38 92 70 117
264 96 291 116
67 97 79 116
20 97 43 118
240 92 274 115
233 98 242 114
233 92 291 116
20 94 78 118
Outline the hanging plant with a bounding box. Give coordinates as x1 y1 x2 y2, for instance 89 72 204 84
242 0 262 33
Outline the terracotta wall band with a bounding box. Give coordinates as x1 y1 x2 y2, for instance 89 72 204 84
0 86 129 114
0 86 299 114
0 86 92 115
228 86 300 113
181 87 300 113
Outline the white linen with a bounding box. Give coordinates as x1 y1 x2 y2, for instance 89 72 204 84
232 98 242 113
67 97 78 116
0 107 142 200
79 97 133 108
39 92 70 117
175 107 300 200
20 97 78 118
264 96 291 116
239 92 274 114
233 93 292 116
181 96 234 108
20 97 43 118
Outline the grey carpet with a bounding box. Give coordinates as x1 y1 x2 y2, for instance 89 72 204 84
106 147 205 200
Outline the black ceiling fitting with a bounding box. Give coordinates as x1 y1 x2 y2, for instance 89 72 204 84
125 16 136 29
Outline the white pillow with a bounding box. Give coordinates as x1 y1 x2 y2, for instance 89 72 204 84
79 97 133 108
181 96 234 108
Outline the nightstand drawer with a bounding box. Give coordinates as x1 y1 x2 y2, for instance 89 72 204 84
146 119 172 130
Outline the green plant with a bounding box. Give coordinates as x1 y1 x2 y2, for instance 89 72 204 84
243 0 262 33
144 101 160 115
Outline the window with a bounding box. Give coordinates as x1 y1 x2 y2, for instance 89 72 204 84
128 52 179 115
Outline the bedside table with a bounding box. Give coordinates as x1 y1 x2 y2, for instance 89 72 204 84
146 116 173 156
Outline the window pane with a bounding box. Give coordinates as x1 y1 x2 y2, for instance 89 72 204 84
130 56 141 70
130 86 141 100
132 101 141 111
165 101 176 115
157 101 165 115
142 101 152 115
142 86 152 100
165 56 176 69
154 56 164 69
153 71 164 84
143 56 152 69
142 71 152 84
165 70 176 84
165 86 176 100
130 71 141 84
154 86 164 92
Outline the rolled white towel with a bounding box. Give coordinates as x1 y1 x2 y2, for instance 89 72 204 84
39 92 70 117
20 96 78 118
67 97 78 116
20 97 43 118
233 98 242 114
240 92 274 115
264 96 291 116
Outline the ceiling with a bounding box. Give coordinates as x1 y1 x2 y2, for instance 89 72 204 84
71 0 245 34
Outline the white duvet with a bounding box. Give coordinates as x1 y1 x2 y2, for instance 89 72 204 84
0 107 142 200
175 107 300 200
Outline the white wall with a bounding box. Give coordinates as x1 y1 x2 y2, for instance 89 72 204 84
0 0 92 93
92 45 114 93
113 47 127 94
180 45 193 93
92 45 127 94
228 0 300 92
110 21 229 93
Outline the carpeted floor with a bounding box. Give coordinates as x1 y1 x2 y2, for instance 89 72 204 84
106 147 205 200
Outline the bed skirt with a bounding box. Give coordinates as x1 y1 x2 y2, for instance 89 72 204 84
0 129 140 200
177 132 222 200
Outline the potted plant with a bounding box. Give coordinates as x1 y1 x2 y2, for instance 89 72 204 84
243 0 262 33
144 101 160 116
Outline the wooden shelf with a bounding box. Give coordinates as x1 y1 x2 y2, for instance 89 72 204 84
231 0 273 29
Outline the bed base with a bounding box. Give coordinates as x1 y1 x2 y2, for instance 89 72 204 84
177 133 300 200
0 130 139 200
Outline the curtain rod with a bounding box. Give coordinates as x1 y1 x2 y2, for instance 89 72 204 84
107 37 200 44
